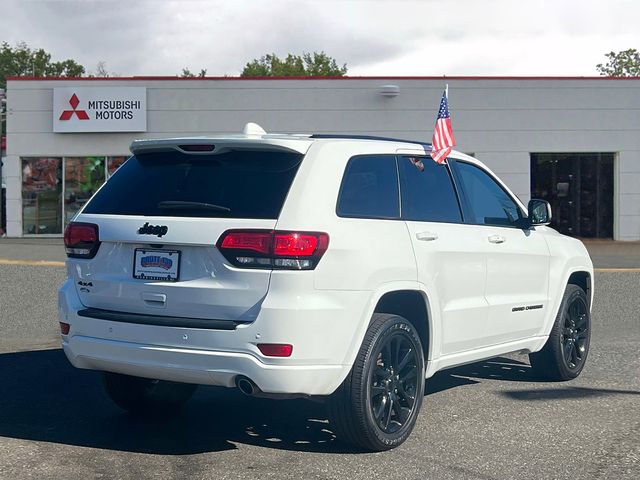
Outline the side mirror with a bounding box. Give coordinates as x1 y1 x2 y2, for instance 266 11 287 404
527 199 552 226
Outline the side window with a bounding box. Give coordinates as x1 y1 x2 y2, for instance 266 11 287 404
455 161 523 227
398 156 462 223
337 155 400 219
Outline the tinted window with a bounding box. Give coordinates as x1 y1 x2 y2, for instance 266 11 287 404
83 150 302 219
455 161 523 226
398 156 462 223
337 155 400 219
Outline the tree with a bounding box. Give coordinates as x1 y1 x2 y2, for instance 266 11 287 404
88 61 119 78
180 67 207 78
0 41 85 89
94 61 109 77
241 52 347 77
596 49 640 77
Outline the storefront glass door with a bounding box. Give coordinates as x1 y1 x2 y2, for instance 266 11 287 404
22 157 63 235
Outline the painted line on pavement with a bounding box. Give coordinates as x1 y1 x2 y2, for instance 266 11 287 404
0 258 65 267
594 268 640 272
0 258 638 272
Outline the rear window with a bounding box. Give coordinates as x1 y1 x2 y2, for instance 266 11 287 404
82 150 303 219
336 155 400 219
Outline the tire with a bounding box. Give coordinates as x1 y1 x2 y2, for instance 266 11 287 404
328 313 425 451
529 284 591 381
103 372 197 415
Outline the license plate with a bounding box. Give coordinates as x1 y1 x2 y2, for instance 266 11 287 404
133 249 180 281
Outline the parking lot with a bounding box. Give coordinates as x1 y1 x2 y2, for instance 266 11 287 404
0 243 638 479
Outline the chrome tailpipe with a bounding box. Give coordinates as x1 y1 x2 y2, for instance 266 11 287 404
235 376 260 396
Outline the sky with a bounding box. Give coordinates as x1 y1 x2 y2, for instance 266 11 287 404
1 0 638 77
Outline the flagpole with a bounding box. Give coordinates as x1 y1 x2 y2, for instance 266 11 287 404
445 83 449 98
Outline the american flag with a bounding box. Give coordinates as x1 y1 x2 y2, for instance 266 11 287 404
430 87 456 164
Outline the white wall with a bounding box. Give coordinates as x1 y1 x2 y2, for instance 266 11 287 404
5 77 640 239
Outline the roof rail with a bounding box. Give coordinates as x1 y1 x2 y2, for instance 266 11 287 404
309 134 431 147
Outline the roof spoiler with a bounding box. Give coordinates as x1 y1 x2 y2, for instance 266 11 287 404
130 122 315 155
130 137 312 156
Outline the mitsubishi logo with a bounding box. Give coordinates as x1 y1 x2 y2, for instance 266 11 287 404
59 93 90 121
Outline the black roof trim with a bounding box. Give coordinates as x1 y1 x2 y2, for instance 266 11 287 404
310 134 431 147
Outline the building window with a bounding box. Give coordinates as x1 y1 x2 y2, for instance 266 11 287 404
531 153 614 238
22 157 63 234
64 157 106 224
20 154 130 235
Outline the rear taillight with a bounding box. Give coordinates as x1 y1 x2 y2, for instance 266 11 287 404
64 222 101 259
217 230 329 270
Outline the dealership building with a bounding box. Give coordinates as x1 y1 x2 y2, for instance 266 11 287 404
2 76 639 240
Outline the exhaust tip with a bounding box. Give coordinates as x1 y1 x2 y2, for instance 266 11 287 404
236 376 258 396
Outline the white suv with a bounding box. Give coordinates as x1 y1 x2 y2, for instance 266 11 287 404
59 126 593 451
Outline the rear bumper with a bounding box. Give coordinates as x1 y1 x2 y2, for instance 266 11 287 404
58 276 370 396
63 335 346 395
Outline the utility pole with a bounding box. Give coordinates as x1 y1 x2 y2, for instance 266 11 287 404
0 88 6 236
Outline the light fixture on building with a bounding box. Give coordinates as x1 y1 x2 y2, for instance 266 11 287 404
379 84 400 97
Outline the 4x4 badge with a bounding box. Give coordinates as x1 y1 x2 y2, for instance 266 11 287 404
137 222 168 238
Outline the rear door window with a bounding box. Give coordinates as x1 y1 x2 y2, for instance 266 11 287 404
398 156 463 223
82 150 302 219
337 155 400 219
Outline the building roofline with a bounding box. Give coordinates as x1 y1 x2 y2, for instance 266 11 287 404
5 75 640 82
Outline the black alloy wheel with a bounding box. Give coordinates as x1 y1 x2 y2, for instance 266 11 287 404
369 333 420 434
529 284 591 381
328 313 425 451
560 293 589 370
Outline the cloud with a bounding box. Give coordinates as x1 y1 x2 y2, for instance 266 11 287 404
1 0 156 74
0 0 638 76
134 0 412 75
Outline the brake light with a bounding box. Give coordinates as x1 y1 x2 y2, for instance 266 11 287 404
257 343 293 357
64 222 101 259
220 231 272 254
178 144 215 152
59 322 70 335
217 230 329 270
273 233 319 256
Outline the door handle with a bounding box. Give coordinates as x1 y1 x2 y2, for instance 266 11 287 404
416 231 439 241
488 235 506 244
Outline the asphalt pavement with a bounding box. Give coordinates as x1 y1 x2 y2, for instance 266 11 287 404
0 241 638 479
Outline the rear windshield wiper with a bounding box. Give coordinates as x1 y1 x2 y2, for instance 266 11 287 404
157 201 231 212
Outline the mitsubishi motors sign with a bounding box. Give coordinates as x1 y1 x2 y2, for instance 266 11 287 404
53 87 147 133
